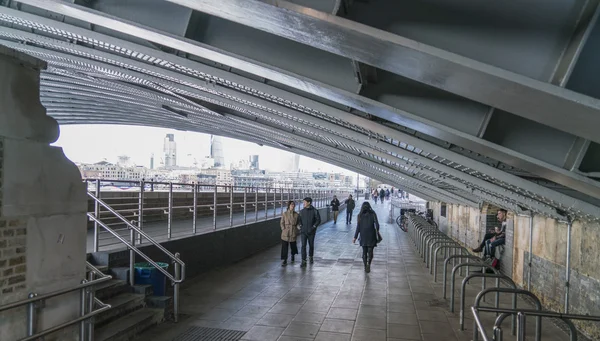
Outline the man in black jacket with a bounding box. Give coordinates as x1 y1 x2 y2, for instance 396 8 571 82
298 197 321 267
344 194 356 224
330 195 340 223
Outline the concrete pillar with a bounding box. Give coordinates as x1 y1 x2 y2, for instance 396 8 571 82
0 46 87 340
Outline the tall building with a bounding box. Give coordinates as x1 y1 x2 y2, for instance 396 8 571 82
249 155 259 170
292 154 300 173
150 153 154 170
210 135 225 168
163 134 177 167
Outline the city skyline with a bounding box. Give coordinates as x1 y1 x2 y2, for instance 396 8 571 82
53 125 356 174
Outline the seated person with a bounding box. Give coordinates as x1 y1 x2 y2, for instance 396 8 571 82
472 209 507 253
483 226 505 258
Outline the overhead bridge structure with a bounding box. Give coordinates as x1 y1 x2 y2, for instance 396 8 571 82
1 0 600 221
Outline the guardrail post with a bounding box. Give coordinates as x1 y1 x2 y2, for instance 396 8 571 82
517 313 526 341
87 272 95 341
243 187 247 224
80 279 88 340
254 188 258 222
264 187 268 219
168 182 173 239
94 179 100 253
137 180 144 244
213 184 217 230
27 293 37 337
229 185 234 227
192 184 197 234
174 252 181 323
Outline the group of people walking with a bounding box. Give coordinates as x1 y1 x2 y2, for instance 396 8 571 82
371 187 391 204
280 194 381 273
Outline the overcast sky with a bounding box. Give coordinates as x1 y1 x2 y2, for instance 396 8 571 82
53 124 356 174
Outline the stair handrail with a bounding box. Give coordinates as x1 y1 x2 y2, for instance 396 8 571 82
86 191 186 284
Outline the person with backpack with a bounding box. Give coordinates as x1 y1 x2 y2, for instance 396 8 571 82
344 194 356 224
280 201 300 266
330 195 340 224
353 202 380 273
379 188 385 202
298 197 321 267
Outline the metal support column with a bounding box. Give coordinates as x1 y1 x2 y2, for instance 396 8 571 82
565 216 573 314
87 272 95 341
527 213 533 290
137 180 144 244
167 182 173 239
192 184 198 234
93 179 100 252
213 184 217 230
79 279 88 340
26 293 37 338
243 187 247 224
174 252 181 323
264 188 268 219
255 189 258 222
229 185 234 227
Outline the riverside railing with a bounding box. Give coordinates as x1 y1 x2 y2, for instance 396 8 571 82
84 179 351 252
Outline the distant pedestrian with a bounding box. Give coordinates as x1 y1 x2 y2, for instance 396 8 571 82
298 197 321 267
280 201 300 266
372 189 378 204
344 194 356 224
379 188 385 202
353 202 380 273
330 195 340 224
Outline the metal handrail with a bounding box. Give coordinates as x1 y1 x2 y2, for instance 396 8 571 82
0 276 112 313
87 214 184 284
471 306 600 341
18 299 111 341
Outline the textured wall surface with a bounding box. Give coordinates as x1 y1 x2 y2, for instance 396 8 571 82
0 46 87 341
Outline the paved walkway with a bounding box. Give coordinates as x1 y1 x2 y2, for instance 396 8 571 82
133 202 573 341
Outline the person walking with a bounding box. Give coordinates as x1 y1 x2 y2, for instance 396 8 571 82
344 194 356 224
298 197 321 267
330 195 340 224
280 201 300 266
372 189 378 204
379 188 385 202
353 202 380 273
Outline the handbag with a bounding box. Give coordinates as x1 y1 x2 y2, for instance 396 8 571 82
374 215 383 244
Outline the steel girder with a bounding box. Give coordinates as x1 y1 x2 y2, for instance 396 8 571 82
1 36 597 218
1 9 600 220
9 1 600 203
166 0 600 144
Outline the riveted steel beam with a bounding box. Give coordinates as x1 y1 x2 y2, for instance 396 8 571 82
7 3 600 201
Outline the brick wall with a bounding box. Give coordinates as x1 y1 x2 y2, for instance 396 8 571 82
0 218 27 296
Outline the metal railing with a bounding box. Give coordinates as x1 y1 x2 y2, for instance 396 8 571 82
87 191 186 322
472 305 600 341
0 262 112 341
85 179 350 252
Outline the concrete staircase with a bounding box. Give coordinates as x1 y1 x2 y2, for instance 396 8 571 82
88 263 173 341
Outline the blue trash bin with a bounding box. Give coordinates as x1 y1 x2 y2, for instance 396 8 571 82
134 262 169 296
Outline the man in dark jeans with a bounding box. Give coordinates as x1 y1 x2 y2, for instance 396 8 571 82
344 194 356 224
298 197 321 267
472 209 507 254
330 195 340 224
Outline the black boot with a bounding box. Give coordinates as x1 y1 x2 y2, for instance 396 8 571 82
301 260 307 268
309 257 314 264
282 259 287 266
291 254 295 263
366 258 372 273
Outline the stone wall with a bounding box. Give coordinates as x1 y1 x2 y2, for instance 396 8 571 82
0 47 87 341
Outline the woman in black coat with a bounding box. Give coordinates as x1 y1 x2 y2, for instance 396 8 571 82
353 202 380 273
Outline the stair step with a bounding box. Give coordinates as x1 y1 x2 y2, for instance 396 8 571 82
95 293 146 327
95 279 131 301
95 308 164 341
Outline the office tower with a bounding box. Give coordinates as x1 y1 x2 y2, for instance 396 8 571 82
210 135 225 168
249 155 259 170
163 134 177 167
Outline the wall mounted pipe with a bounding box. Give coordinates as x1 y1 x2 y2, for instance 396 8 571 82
565 216 573 314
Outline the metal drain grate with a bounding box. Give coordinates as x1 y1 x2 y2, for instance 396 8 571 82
173 326 246 341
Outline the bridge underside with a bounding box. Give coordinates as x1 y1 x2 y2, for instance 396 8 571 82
1 0 600 221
